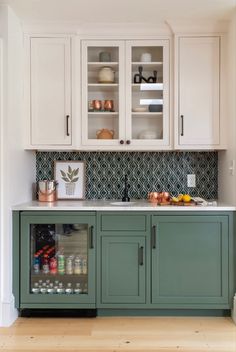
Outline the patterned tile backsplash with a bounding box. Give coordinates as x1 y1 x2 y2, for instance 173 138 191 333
36 151 218 200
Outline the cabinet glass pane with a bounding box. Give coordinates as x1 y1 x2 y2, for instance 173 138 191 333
30 223 88 295
87 46 120 140
131 46 163 140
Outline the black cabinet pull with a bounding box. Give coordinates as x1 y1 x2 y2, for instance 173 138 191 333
180 115 184 136
120 140 124 144
152 225 156 249
66 115 70 136
89 226 94 249
126 140 131 145
138 246 144 266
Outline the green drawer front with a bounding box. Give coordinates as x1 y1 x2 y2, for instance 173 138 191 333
100 214 146 232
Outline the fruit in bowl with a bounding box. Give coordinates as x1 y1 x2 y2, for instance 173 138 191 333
171 193 191 204
182 194 191 203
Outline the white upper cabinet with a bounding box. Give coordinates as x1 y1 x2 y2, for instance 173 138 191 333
175 36 224 149
28 37 72 148
81 39 170 150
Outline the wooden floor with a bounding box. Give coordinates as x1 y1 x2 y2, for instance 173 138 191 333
0 317 235 352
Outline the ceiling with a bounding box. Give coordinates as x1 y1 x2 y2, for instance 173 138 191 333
0 0 235 23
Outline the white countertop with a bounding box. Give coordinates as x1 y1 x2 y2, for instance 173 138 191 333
12 200 236 211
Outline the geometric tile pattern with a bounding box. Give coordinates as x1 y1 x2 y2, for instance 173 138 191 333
36 151 218 200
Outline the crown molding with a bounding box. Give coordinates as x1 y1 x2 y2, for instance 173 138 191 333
22 20 172 36
166 19 230 34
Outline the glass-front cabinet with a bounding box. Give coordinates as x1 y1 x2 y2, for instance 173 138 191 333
126 40 169 147
20 212 96 307
81 40 125 147
81 39 170 150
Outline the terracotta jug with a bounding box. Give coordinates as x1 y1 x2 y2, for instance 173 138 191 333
96 129 114 139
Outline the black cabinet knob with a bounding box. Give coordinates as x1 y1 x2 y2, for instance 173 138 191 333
120 140 124 145
126 140 131 145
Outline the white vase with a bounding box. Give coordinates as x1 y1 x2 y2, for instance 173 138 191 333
98 66 115 83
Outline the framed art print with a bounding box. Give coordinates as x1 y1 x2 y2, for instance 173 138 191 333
54 161 85 200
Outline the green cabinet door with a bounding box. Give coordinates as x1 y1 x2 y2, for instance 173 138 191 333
151 215 229 305
20 212 96 307
101 236 146 304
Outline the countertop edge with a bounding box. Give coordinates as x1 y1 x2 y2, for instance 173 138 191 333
11 200 236 212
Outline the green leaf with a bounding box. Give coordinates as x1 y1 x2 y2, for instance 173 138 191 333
74 168 79 176
67 173 73 181
60 170 66 177
71 177 79 183
62 177 70 182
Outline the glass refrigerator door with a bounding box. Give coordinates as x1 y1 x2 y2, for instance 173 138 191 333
30 223 89 296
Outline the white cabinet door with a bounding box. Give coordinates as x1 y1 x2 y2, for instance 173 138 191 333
81 39 170 151
176 36 220 148
81 40 126 149
125 40 170 149
30 37 71 146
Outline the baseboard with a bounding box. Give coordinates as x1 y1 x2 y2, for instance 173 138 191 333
232 294 236 325
0 297 18 327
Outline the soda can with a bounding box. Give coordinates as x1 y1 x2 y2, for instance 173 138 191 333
33 255 40 274
74 256 82 274
66 256 74 275
49 257 57 274
58 254 65 275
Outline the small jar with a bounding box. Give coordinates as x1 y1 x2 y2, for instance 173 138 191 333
141 53 152 62
98 66 115 83
99 51 111 62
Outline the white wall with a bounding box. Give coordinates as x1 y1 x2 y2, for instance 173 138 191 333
218 11 236 205
0 5 35 327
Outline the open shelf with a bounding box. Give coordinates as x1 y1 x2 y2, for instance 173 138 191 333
132 112 162 116
132 83 163 91
88 112 119 116
88 62 119 71
88 83 119 92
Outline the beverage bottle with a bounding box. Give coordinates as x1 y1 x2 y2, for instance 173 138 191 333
57 282 65 294
32 282 40 294
65 283 73 294
47 283 55 294
66 255 74 275
49 257 57 274
82 257 87 274
40 282 47 294
74 283 82 294
42 254 49 274
33 254 40 274
74 256 82 274
58 254 65 275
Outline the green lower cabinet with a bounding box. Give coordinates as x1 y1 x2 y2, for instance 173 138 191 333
151 215 229 306
101 236 146 304
13 210 234 313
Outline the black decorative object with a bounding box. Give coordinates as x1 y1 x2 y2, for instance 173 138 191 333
133 66 157 83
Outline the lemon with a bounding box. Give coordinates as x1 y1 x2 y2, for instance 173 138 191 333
172 197 179 203
177 194 183 201
182 194 191 203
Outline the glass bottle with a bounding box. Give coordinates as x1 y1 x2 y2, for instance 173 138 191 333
74 283 82 294
65 283 73 294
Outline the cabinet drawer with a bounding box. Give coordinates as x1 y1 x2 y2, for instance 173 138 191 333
100 214 147 232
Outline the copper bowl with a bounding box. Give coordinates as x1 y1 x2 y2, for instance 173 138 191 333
104 100 114 111
148 191 170 204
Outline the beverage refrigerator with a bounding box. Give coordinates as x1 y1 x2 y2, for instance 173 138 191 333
16 212 96 309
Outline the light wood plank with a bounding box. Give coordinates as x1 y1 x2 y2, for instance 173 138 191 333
0 317 235 352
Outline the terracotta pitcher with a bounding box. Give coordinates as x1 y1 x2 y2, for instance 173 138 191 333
96 129 114 139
